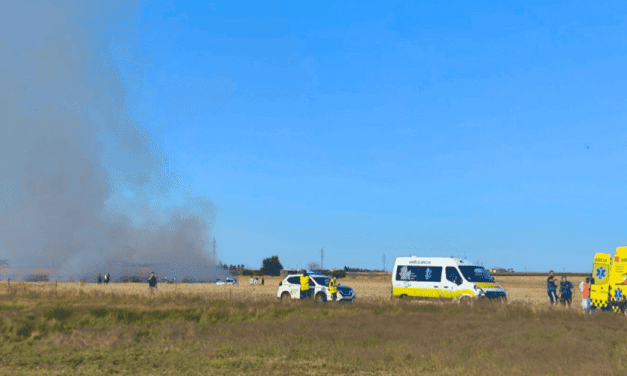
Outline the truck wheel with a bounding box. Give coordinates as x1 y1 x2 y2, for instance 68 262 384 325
400 294 408 300
315 292 327 303
281 292 290 300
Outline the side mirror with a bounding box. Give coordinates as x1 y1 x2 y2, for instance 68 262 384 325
279 282 282 286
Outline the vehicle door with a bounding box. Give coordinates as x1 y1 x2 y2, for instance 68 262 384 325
313 276 331 299
309 277 317 298
286 276 301 299
590 253 611 307
422 266 442 297
442 267 463 298
609 248 627 304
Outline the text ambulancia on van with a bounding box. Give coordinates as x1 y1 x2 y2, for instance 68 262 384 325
391 256 506 301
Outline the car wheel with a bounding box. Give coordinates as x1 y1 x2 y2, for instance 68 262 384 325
459 296 471 305
281 292 291 300
315 292 327 303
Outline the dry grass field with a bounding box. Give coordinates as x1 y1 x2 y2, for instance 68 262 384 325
1 274 623 375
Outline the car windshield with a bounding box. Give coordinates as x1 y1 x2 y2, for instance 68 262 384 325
459 266 495 283
313 276 330 286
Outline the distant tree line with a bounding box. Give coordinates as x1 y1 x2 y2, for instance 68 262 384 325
220 255 284 277
219 255 349 278
343 266 385 273
323 270 347 279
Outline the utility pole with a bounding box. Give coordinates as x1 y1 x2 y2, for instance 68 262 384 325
382 254 386 272
320 247 324 270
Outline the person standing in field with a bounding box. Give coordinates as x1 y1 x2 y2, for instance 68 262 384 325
300 271 310 299
579 277 591 313
148 272 157 289
104 272 110 284
547 270 558 306
97 273 102 284
602 285 614 311
559 275 574 308
329 275 338 301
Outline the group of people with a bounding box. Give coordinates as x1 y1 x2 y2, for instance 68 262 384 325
547 270 593 313
96 272 110 284
96 272 157 290
249 277 264 285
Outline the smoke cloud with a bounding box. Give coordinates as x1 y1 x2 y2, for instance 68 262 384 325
0 1 222 282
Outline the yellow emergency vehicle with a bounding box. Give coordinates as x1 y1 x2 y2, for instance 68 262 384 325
589 247 627 313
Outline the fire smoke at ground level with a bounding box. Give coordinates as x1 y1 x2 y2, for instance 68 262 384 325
0 1 220 282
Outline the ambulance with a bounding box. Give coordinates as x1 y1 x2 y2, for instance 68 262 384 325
589 247 627 313
391 256 507 301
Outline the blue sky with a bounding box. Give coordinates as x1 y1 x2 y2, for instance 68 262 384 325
110 1 627 272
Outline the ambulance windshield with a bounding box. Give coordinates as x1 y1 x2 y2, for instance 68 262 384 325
459 266 494 283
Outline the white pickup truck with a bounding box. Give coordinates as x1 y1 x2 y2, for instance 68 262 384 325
276 274 356 303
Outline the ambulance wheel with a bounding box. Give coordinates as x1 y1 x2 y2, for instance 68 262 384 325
459 296 471 305
281 292 290 300
400 294 408 300
315 292 327 303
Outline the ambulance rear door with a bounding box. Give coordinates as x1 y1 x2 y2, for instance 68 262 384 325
610 247 627 303
590 253 611 308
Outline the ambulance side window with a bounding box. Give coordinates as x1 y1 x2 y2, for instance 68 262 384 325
446 267 463 285
395 266 442 282
287 277 300 285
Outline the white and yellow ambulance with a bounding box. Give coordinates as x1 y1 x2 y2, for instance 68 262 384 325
590 247 627 312
391 256 506 301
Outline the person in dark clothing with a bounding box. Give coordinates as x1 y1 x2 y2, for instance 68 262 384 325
104 272 110 284
602 285 614 312
148 272 157 288
559 275 574 307
261 277 264 285
547 270 558 306
97 273 102 284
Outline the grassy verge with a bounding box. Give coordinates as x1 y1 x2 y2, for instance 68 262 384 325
1 283 625 375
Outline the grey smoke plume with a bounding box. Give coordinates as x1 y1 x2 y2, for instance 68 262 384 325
0 1 222 282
